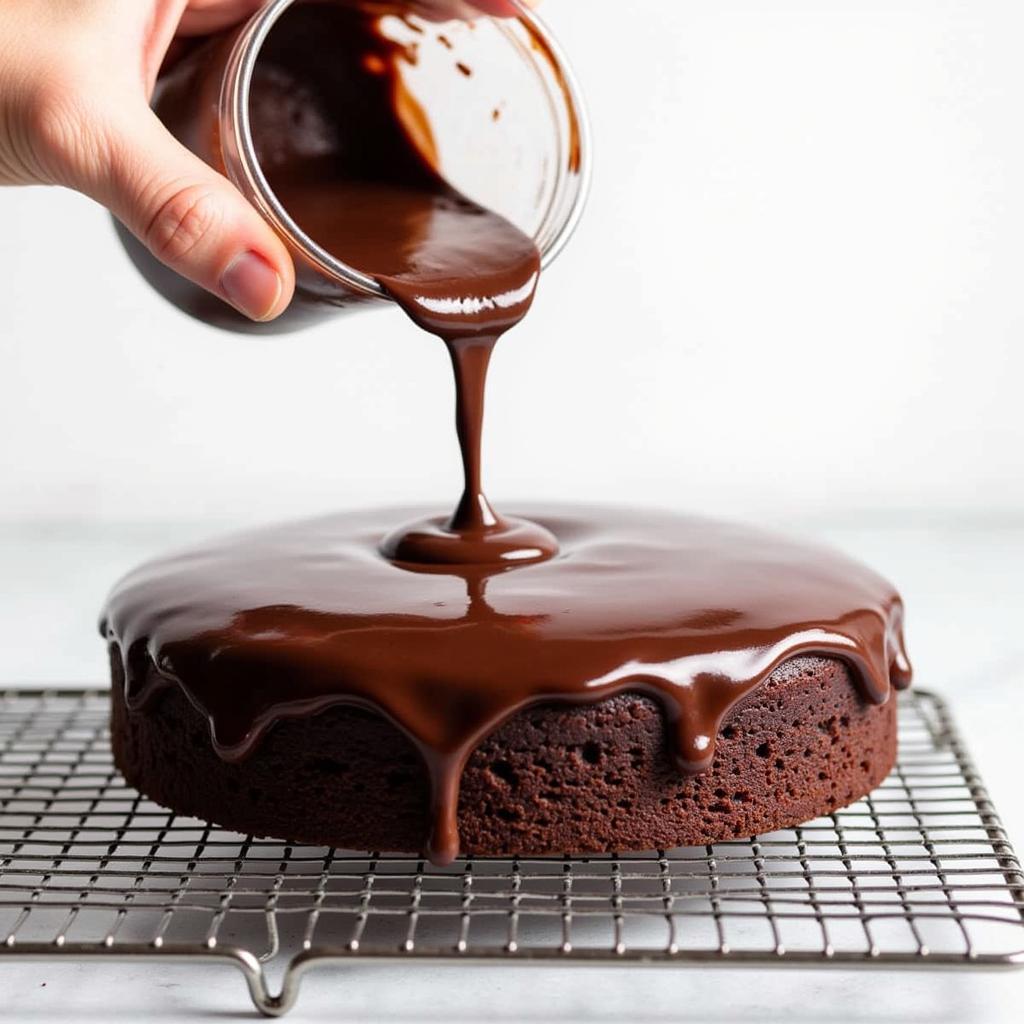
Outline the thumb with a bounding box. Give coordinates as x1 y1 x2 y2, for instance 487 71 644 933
93 107 295 323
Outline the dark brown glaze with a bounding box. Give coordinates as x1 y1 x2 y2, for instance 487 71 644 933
254 1 556 565
102 2 912 864
101 506 911 865
272 175 557 566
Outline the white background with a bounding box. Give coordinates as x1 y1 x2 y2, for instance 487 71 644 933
1 2 1023 1021
2 0 1024 525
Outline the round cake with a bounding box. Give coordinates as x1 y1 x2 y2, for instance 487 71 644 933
102 506 910 860
110 653 895 855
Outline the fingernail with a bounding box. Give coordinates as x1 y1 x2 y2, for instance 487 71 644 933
221 251 283 321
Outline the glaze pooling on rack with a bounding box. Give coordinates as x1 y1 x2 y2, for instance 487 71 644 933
101 506 911 865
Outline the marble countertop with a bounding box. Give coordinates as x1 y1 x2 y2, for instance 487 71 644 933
1 516 1022 1023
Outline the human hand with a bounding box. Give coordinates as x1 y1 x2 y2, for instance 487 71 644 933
0 0 536 323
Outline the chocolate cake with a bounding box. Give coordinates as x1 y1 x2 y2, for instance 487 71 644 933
102 506 910 862
102 3 911 862
110 652 895 855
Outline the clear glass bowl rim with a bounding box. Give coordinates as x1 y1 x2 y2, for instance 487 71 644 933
219 0 594 299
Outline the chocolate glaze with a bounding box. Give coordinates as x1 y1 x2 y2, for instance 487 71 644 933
254 1 555 565
102 2 912 864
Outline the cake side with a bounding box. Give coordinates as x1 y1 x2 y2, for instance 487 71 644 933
108 650 896 855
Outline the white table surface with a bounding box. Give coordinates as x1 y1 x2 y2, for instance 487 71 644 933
1 515 1022 1023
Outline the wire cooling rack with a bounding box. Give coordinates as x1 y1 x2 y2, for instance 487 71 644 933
0 688 1022 1016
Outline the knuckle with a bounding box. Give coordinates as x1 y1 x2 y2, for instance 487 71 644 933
24 80 90 180
145 185 222 266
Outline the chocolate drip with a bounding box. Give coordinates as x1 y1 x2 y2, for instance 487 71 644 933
102 2 912 864
256 2 557 568
446 339 496 533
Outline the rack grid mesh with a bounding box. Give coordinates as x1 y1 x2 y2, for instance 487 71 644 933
1 687 1022 1016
